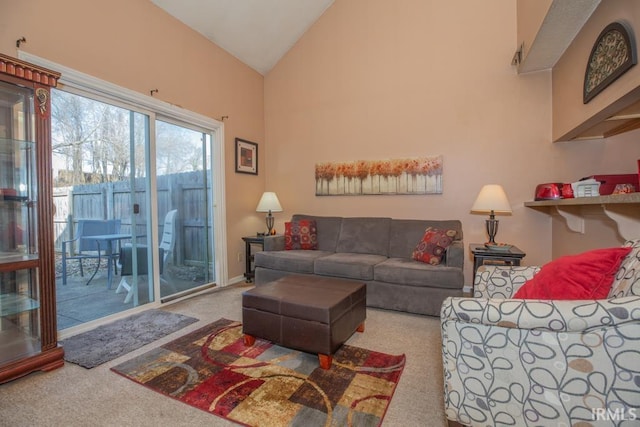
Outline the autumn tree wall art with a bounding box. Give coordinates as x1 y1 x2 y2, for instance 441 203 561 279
315 155 443 196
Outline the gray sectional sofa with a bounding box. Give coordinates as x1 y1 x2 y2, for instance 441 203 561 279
254 214 464 316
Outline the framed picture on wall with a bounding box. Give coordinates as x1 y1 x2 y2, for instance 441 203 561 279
235 138 258 175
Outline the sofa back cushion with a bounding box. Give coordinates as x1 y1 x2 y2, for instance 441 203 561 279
609 239 640 298
291 214 343 252
335 217 391 256
389 219 463 259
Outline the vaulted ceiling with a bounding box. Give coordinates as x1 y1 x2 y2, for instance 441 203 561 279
152 0 602 77
151 0 334 75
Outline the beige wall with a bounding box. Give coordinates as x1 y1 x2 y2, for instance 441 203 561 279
265 0 637 284
1 0 635 285
516 0 553 63
265 0 552 284
0 0 265 280
553 0 640 140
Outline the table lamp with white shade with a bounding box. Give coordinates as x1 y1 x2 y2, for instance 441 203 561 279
470 184 512 245
256 191 283 235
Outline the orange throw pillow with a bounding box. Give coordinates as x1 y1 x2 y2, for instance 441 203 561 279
513 247 632 300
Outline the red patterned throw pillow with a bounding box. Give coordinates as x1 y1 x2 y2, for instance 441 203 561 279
513 247 632 300
284 220 318 250
412 227 457 265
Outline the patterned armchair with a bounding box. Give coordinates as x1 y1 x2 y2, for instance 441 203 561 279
441 239 640 426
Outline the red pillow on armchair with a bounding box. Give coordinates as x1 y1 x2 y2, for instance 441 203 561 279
513 247 632 300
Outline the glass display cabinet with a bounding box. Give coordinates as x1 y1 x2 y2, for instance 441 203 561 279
0 53 63 383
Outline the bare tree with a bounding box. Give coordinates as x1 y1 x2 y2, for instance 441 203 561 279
52 90 140 184
156 121 203 175
51 90 99 184
52 90 206 186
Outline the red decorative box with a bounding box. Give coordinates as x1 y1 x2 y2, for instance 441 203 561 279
589 174 639 195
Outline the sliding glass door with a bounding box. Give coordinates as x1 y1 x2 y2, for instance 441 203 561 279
50 90 220 330
19 48 226 333
156 120 215 301
51 90 155 328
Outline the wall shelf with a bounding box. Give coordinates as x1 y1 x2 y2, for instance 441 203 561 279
524 193 640 240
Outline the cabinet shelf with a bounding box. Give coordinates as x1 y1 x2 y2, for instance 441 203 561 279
0 257 38 272
0 138 34 205
525 193 640 240
0 196 29 202
0 137 34 152
0 318 40 365
0 293 39 316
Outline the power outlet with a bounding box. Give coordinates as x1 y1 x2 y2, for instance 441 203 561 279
237 252 242 263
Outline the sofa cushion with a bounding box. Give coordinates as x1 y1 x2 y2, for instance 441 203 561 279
389 219 463 259
514 247 632 300
334 217 391 256
254 250 333 274
292 214 343 252
609 239 640 298
284 219 318 250
314 253 388 280
411 227 457 265
374 258 463 289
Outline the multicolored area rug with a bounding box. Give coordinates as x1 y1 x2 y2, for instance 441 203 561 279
111 318 406 427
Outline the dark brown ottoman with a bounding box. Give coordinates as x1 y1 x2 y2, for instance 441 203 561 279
242 275 366 369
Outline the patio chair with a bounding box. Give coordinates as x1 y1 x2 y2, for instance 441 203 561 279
61 219 121 285
115 210 177 303
159 209 178 269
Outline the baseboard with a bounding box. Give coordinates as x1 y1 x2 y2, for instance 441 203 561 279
228 274 248 285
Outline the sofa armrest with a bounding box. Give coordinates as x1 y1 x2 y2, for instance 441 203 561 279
444 240 464 269
441 295 640 332
263 235 285 251
474 265 541 298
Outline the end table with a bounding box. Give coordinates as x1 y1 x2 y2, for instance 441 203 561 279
470 243 526 293
242 235 265 282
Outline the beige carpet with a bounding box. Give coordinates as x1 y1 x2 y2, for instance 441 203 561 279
0 282 447 427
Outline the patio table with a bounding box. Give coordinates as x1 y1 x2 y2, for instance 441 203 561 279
81 233 137 288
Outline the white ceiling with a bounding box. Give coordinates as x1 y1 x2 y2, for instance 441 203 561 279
151 0 335 75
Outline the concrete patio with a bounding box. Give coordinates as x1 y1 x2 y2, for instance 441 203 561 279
55 255 213 330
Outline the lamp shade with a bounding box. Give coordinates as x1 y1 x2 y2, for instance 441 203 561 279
470 185 512 214
256 192 283 213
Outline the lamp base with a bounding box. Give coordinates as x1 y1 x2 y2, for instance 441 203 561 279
486 218 499 245
265 211 275 235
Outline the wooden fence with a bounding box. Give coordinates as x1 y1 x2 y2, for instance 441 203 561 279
53 171 213 267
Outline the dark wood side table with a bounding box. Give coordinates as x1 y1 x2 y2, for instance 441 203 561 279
242 235 265 282
470 243 526 292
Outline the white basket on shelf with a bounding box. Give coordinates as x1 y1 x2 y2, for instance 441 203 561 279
571 179 600 197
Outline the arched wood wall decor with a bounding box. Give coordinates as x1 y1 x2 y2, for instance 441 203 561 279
584 22 637 104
